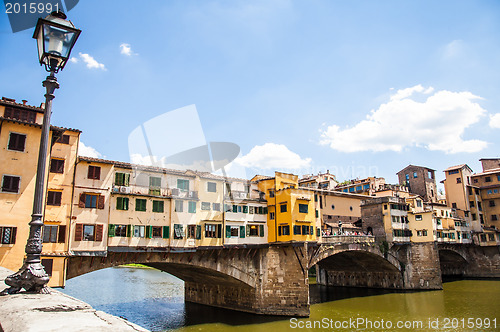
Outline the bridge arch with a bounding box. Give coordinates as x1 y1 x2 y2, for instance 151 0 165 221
438 248 468 276
310 244 404 289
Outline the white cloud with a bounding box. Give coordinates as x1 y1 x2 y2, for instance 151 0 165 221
120 43 135 56
69 57 78 63
78 52 106 70
490 113 500 129
320 85 488 154
236 143 311 169
78 142 102 158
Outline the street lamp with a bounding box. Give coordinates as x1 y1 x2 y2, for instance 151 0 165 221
1 11 80 295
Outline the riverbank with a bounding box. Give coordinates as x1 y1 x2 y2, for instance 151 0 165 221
0 267 149 332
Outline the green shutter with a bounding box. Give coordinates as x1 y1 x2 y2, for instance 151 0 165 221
243 206 248 213
146 225 153 238
217 224 222 238
240 226 245 238
264 207 268 214
166 225 171 238
108 224 115 237
246 225 250 237
259 225 264 237
126 224 131 237
124 173 130 186
226 225 231 238
310 226 314 235
233 205 237 213
196 225 201 239
317 228 320 237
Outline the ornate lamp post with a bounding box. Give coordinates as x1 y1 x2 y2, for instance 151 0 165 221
1 11 80 295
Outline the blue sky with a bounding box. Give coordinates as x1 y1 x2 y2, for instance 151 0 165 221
1 0 500 185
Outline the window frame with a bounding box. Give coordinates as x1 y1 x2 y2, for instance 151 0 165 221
87 165 101 180
207 182 217 193
1 175 20 193
49 158 65 174
7 132 26 152
152 200 164 213
116 197 129 211
46 190 62 206
135 198 147 212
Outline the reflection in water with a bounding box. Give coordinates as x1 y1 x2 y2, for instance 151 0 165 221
61 267 500 332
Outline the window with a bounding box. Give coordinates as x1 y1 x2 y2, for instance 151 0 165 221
413 172 417 178
149 177 161 195
280 204 287 213
485 177 492 183
0 226 16 244
152 226 162 238
480 234 487 242
56 134 70 144
455 177 461 184
299 204 308 213
449 170 459 175
187 225 197 239
356 185 362 191
415 215 422 221
114 224 128 237
116 197 129 210
428 171 433 179
478 202 482 211
270 212 275 220
230 226 239 237
302 225 310 235
136 199 147 212
473 178 478 183
472 213 477 220
207 182 217 193
293 225 301 235
43 225 65 243
115 172 130 186
469 201 475 208
40 258 53 276
278 225 290 236
88 166 101 180
85 194 98 208
173 224 184 239
74 224 103 241
188 201 196 213
7 132 26 152
489 200 496 207
201 202 211 210
249 206 254 214
269 190 275 198
84 225 95 241
205 223 222 238
47 191 62 206
212 203 220 211
468 187 473 196
452 203 457 209
405 174 409 181
248 225 259 237
175 200 183 212
392 216 399 223
1 175 20 193
497 175 500 182
492 215 498 221
177 179 189 191
153 200 164 213
133 225 145 237
50 158 64 174
4 107 36 123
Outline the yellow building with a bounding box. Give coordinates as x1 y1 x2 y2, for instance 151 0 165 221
0 97 80 287
254 172 319 243
406 196 434 243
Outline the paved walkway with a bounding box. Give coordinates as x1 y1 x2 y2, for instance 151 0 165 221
0 267 149 332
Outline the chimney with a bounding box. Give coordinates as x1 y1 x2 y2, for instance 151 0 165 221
22 100 27 105
40 102 45 109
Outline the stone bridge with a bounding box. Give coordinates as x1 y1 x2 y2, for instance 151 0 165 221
64 239 498 316
437 243 500 277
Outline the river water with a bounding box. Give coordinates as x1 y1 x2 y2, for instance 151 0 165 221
60 267 500 332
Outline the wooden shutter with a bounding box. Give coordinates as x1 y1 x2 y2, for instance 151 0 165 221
239 226 245 238
95 224 103 241
79 194 85 208
163 226 170 239
57 225 66 243
126 224 132 237
225 225 231 238
216 224 222 238
259 225 264 237
75 224 83 241
146 225 153 238
95 167 101 180
310 226 313 235
108 224 115 237
98 195 105 209
124 173 130 186
246 225 250 237
11 227 17 244
195 225 201 239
